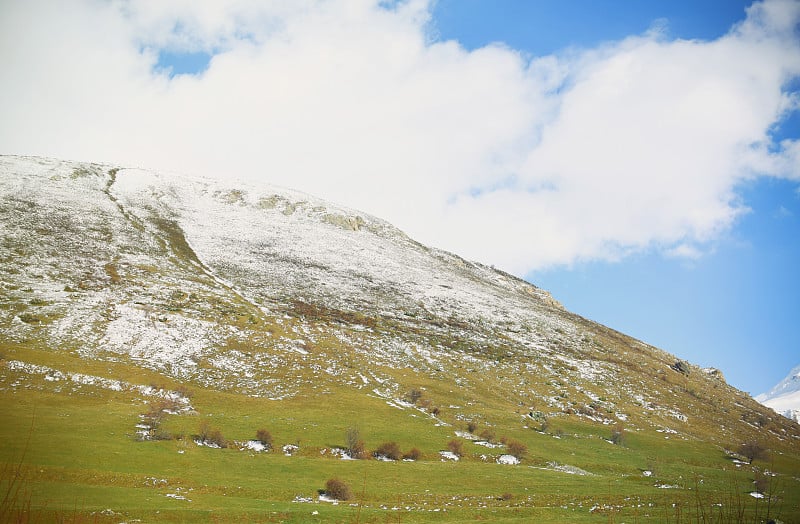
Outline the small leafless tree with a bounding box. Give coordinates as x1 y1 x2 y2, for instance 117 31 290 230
610 424 626 446
738 440 767 464
345 427 367 459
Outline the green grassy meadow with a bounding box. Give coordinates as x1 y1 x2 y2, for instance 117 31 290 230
2 346 799 523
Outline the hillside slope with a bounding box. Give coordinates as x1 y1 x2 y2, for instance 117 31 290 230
1 155 799 523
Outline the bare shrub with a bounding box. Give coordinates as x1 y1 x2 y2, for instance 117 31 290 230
197 420 211 442
325 478 352 501
403 447 422 461
479 428 496 443
505 438 528 460
255 428 273 449
738 440 767 464
406 389 423 404
610 424 625 446
499 492 514 501
207 428 227 448
197 420 227 448
374 441 401 460
141 399 180 440
351 440 367 459
142 401 166 427
466 421 477 433
345 427 360 453
345 427 367 459
447 439 464 457
429 406 441 416
753 470 770 493
151 426 173 441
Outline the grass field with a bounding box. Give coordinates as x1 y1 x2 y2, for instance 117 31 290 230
2 346 799 523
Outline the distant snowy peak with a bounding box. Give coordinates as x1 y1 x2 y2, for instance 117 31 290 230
756 364 800 424
757 363 800 400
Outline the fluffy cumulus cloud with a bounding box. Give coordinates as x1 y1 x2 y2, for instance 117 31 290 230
1 0 799 273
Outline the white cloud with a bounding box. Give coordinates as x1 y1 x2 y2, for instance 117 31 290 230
666 244 704 260
1 0 799 274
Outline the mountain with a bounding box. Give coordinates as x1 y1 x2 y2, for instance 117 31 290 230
757 364 800 424
1 155 799 523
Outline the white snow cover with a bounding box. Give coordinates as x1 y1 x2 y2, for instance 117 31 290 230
242 440 268 452
0 156 579 397
756 364 800 423
496 454 520 465
544 462 592 476
439 451 459 461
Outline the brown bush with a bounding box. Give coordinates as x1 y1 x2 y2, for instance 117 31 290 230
350 439 368 459
466 421 477 433
325 478 352 501
447 439 464 457
403 447 422 461
197 420 227 448
374 441 402 460
344 426 368 459
505 438 528 460
255 428 273 449
479 428 496 443
207 428 227 448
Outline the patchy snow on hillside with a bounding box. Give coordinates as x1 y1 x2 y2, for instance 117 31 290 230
4 155 792 447
496 454 520 465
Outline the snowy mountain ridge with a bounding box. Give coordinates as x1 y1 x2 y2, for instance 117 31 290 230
757 364 800 424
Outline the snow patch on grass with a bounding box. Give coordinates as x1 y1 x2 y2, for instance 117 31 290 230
497 455 520 465
439 451 459 461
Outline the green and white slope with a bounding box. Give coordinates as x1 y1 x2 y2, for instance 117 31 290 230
1 155 799 523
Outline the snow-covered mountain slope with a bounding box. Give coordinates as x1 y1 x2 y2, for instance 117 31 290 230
1 155 798 447
757 364 800 424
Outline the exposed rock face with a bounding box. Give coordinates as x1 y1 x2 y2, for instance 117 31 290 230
672 360 691 376
323 213 365 231
702 367 726 382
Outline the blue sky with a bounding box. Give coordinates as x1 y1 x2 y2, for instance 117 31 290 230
2 0 799 395
431 0 799 394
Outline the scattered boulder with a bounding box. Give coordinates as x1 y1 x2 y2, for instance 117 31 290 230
702 367 725 382
672 360 691 376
